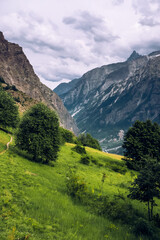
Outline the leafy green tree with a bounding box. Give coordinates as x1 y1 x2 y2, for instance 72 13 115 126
128 158 160 221
123 120 160 170
16 103 60 163
77 133 102 151
0 87 19 129
59 127 75 144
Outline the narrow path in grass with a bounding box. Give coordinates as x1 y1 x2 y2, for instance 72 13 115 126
0 134 13 155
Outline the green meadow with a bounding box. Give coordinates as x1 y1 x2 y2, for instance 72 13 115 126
0 129 160 240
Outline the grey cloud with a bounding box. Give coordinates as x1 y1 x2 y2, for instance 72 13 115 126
133 1 160 28
132 40 160 55
133 0 160 14
139 17 160 27
42 72 80 82
63 11 118 43
112 0 124 5
63 17 76 25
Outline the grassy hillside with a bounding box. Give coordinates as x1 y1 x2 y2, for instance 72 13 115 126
0 129 160 240
0 130 11 152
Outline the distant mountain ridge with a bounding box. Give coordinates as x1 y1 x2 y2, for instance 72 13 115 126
0 31 78 134
55 50 160 153
54 78 80 96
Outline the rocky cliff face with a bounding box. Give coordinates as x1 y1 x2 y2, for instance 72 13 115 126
56 51 160 153
0 32 78 134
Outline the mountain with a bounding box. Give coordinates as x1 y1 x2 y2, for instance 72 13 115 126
55 51 160 153
0 32 78 134
54 78 80 96
127 50 142 61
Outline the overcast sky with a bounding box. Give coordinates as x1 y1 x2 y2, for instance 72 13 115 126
1 0 160 89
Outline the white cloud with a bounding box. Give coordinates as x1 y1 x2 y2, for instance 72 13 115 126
0 0 160 89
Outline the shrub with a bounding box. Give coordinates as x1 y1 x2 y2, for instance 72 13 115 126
0 87 19 129
133 218 154 237
0 76 5 83
77 133 102 151
59 127 74 144
91 158 99 165
72 144 86 155
80 155 91 165
66 169 87 200
111 164 127 174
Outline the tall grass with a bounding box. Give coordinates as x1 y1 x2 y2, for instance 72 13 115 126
0 133 159 239
0 129 10 152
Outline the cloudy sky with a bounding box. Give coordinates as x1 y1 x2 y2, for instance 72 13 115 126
1 0 160 89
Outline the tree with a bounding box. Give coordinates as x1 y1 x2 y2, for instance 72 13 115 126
59 127 75 144
0 87 19 129
128 158 160 221
16 103 60 163
77 133 102 151
123 120 160 170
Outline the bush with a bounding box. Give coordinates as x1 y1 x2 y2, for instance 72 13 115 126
133 218 154 237
59 127 75 144
72 144 86 155
0 76 5 83
77 133 102 151
111 164 127 174
80 155 91 165
0 87 19 129
66 169 87 200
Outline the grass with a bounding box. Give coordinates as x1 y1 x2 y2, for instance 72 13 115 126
0 129 11 152
0 130 160 239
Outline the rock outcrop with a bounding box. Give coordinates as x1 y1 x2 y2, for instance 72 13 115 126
0 32 78 134
55 51 160 152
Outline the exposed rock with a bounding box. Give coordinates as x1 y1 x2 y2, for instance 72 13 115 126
0 32 78 134
57 51 160 153
54 78 80 96
127 50 142 61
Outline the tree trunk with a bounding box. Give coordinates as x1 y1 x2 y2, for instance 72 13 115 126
148 201 151 221
151 200 154 220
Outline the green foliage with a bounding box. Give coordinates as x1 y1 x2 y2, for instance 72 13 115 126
66 170 141 225
72 144 86 155
66 169 87 200
110 163 127 174
128 158 160 221
77 133 102 151
1 129 160 240
0 87 19 129
0 76 5 83
123 120 160 170
133 218 155 237
80 155 91 165
59 127 74 144
16 103 60 163
0 130 10 152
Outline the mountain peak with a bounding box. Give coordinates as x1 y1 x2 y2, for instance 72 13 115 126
127 50 141 61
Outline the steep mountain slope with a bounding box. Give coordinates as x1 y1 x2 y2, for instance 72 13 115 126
56 51 160 152
54 78 80 96
0 32 78 133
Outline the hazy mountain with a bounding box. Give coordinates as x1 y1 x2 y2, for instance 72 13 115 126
0 31 78 134
55 51 160 153
54 78 80 96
